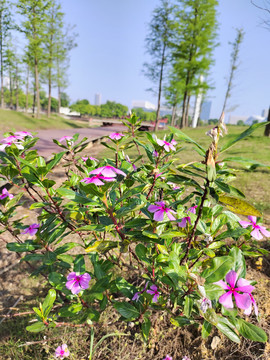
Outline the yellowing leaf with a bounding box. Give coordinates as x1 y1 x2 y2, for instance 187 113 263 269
85 241 119 253
219 196 261 217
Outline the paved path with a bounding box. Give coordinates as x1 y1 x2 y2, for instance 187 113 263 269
35 126 123 159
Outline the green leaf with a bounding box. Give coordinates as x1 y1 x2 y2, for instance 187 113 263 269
219 196 261 217
202 256 234 284
170 316 191 327
47 152 65 170
204 284 224 300
56 188 98 205
184 296 193 318
202 320 212 339
216 317 240 343
169 126 206 155
215 180 245 199
228 247 246 278
26 322 46 333
74 254 85 273
113 302 140 320
42 289 56 319
220 122 268 153
85 240 118 253
48 272 65 289
236 318 267 343
6 241 41 252
142 317 151 341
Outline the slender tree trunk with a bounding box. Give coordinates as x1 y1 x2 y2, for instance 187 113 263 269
181 90 188 128
154 43 166 132
9 66 12 108
32 85 36 116
57 56 61 115
25 65 29 113
171 104 177 126
48 66 51 117
185 95 191 127
34 58 40 118
15 65 18 110
0 12 4 109
264 107 270 137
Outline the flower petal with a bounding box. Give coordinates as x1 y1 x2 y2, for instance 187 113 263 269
236 278 255 293
219 291 234 308
248 216 257 223
239 220 252 228
148 205 161 213
166 211 176 221
153 210 164 221
251 228 263 240
234 292 251 310
79 273 91 289
225 270 238 288
258 226 270 238
214 280 230 290
178 218 187 228
67 272 76 281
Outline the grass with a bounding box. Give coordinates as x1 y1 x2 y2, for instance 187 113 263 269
0 109 87 132
98 124 270 217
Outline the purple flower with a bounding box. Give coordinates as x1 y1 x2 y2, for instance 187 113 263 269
146 285 160 303
80 174 115 186
59 136 73 144
109 132 124 140
89 165 126 178
244 293 258 316
163 356 172 360
82 156 98 162
14 131 33 138
55 344 70 358
0 188 14 200
178 206 197 227
66 272 91 295
199 297 212 313
132 281 149 301
214 270 255 310
148 201 176 222
153 150 158 158
22 223 40 236
125 155 137 171
239 216 270 240
157 138 177 152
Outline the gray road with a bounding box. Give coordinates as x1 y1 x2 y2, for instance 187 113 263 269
35 125 123 158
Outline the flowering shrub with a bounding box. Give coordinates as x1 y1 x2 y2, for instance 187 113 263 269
0 115 269 357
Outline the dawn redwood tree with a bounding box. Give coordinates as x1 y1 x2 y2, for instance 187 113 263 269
0 0 12 109
221 28 244 115
17 0 52 118
143 0 175 132
172 0 218 128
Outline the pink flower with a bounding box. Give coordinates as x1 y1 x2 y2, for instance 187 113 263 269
148 201 176 221
22 223 40 236
14 131 33 138
89 165 126 178
55 344 70 358
163 356 172 360
153 150 158 157
244 293 258 316
178 206 197 227
125 155 137 171
59 136 73 143
157 138 177 152
146 285 160 302
109 132 124 140
239 216 270 240
66 272 91 295
199 297 212 313
80 174 115 186
0 188 14 200
214 270 255 311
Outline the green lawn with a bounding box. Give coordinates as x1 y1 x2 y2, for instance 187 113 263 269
0 109 87 132
99 125 270 217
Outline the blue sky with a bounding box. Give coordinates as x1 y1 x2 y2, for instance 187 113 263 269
60 0 270 119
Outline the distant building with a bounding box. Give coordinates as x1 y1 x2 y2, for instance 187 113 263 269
200 101 212 121
132 100 156 111
245 115 266 126
261 108 269 117
228 115 249 125
60 107 80 117
95 93 101 106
